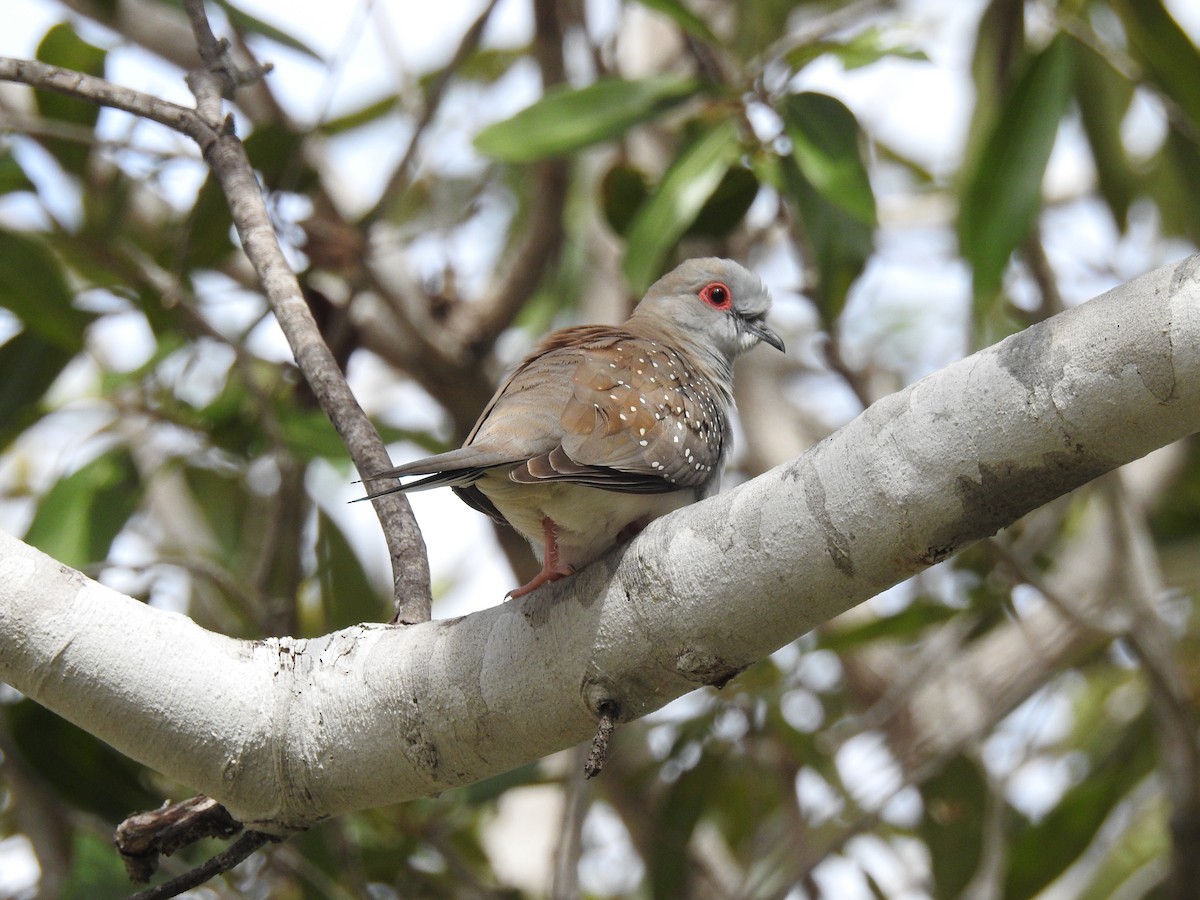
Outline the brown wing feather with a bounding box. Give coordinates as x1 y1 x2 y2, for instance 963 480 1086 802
466 328 728 494
514 336 727 491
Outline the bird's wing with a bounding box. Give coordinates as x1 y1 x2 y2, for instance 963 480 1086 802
368 328 728 500
510 335 728 492
365 328 621 498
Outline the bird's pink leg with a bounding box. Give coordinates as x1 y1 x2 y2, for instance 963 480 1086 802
508 517 576 599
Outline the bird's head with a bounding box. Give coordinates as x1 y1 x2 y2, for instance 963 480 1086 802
632 258 785 362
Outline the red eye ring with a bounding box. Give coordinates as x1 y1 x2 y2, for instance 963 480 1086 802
699 281 732 310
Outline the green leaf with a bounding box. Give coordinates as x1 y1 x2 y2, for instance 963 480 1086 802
280 407 359 461
919 755 987 896
0 150 36 195
684 164 758 239
244 122 317 192
778 93 876 325
734 0 804 60
1072 793 1167 899
1111 0 1200 129
181 124 314 268
783 92 877 224
435 46 528 86
818 601 958 652
319 94 402 136
650 754 716 899
61 829 142 900
213 0 322 60
1149 440 1200 543
474 76 700 162
181 173 236 269
460 761 543 804
1071 36 1136 229
630 0 719 44
1004 711 1156 898
1151 127 1200 245
384 174 486 235
601 162 651 237
314 510 389 634
0 331 75 452
958 0 1025 217
0 229 93 350
183 465 250 563
785 28 927 73
622 118 742 292
958 34 1073 305
34 24 107 175
25 449 141 569
6 699 160 822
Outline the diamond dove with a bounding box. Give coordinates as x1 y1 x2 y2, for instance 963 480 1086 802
366 257 784 598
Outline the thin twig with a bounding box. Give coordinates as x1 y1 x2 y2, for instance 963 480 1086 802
182 0 272 124
584 700 619 778
198 129 433 619
1023 229 1064 321
0 57 212 144
127 831 278 900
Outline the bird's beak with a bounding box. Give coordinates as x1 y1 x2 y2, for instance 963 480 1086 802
747 317 785 353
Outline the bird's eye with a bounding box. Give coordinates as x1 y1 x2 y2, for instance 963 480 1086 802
699 282 732 309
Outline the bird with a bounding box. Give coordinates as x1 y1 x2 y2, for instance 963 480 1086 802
364 257 784 598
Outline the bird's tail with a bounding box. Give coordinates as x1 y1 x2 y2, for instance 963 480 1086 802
352 446 520 503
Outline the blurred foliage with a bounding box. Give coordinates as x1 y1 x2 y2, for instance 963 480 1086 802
0 0 1199 898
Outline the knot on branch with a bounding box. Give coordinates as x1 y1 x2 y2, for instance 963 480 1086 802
115 795 241 883
117 795 286 899
183 0 272 126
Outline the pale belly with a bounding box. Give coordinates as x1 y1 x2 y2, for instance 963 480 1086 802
476 475 698 570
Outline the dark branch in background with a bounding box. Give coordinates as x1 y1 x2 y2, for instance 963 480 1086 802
358 0 569 356
361 0 503 227
445 160 570 353
351 0 570 584
1022 228 1065 322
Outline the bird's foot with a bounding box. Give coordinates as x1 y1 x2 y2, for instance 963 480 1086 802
506 516 575 599
506 562 576 600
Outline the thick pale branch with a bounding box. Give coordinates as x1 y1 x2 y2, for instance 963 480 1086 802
1 253 1198 832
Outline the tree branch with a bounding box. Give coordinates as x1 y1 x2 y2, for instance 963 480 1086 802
0 46 434 622
1 252 1197 831
0 57 211 143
